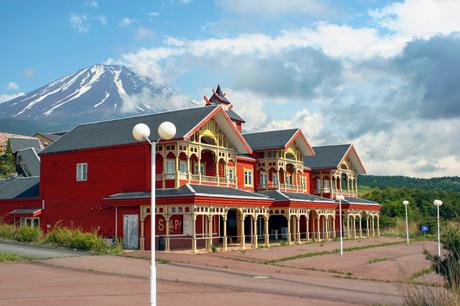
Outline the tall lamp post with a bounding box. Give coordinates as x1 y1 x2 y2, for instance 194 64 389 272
132 121 176 306
336 195 345 255
433 199 443 257
403 200 409 244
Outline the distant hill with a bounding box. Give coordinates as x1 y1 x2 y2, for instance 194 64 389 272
359 175 460 193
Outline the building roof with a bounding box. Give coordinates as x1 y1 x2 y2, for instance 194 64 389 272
303 144 366 174
41 105 251 155
243 128 315 156
9 138 41 153
210 84 231 104
34 133 61 142
343 196 380 206
16 147 40 177
108 183 270 200
9 208 42 216
226 109 245 123
260 190 335 202
0 177 40 200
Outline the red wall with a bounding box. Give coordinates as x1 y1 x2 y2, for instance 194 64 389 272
39 142 149 236
236 158 255 191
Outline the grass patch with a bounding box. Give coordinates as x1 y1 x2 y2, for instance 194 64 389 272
368 257 389 264
265 241 403 264
410 267 433 282
0 252 32 263
158 259 170 264
0 221 122 255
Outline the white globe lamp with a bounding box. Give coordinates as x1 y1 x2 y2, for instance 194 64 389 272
132 123 151 142
158 121 176 140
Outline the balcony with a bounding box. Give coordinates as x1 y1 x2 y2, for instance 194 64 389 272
156 171 236 187
256 182 305 192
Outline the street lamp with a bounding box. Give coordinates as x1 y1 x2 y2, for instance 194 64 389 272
403 200 409 244
433 199 443 257
132 121 176 306
336 194 345 255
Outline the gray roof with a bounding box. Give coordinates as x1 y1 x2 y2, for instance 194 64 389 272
9 138 41 153
243 129 299 151
0 177 40 200
226 109 245 123
41 106 219 154
343 196 380 206
16 148 40 177
260 190 335 202
9 208 42 215
108 184 270 200
303 144 351 169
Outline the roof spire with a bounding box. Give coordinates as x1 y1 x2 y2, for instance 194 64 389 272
216 84 223 96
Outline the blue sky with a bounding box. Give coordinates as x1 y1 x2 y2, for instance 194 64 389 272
1 0 460 177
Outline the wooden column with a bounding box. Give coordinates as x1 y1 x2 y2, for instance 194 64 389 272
377 216 380 237
359 216 363 238
332 217 336 239
296 216 301 244
207 214 213 251
317 216 321 242
240 213 246 250
366 214 370 238
287 215 292 245
165 215 171 251
264 215 270 247
223 214 228 251
306 216 310 242
253 215 258 248
192 214 197 253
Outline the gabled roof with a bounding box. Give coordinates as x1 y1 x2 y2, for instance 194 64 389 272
260 190 335 203
9 138 41 153
16 147 40 177
343 196 380 206
41 105 252 155
0 177 40 200
209 84 231 104
303 144 366 174
243 128 315 156
226 109 245 123
108 183 270 200
34 133 61 142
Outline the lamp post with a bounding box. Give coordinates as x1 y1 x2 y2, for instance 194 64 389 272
336 194 345 255
433 199 443 257
132 121 176 306
403 200 409 244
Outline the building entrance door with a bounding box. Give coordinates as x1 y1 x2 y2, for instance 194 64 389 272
123 214 139 250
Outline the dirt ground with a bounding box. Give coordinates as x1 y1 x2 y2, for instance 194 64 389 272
0 238 441 306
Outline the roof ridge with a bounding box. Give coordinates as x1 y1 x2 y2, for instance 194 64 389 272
242 128 299 136
312 144 352 148
69 105 217 129
0 176 39 182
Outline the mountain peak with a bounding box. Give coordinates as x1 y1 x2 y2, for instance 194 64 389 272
0 64 195 132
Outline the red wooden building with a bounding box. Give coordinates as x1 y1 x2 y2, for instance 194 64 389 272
0 86 381 252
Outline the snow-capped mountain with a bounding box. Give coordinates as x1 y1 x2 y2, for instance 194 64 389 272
0 64 197 132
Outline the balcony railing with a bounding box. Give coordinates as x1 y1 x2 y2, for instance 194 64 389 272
157 171 236 186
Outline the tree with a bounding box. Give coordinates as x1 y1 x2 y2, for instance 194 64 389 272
0 140 16 178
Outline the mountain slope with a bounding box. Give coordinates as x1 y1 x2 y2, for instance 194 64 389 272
0 64 196 133
359 175 460 192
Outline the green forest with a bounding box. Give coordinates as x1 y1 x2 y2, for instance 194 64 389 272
359 175 460 233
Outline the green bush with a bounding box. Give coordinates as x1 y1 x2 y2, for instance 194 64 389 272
15 226 43 242
46 227 117 254
0 223 16 240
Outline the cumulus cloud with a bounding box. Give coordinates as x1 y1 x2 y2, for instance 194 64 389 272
111 0 460 177
119 17 135 27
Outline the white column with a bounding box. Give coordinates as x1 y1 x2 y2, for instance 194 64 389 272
192 214 197 253
223 214 228 251
240 213 246 250
253 215 258 248
264 215 270 247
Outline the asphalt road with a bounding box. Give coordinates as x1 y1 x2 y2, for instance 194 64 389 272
0 240 87 259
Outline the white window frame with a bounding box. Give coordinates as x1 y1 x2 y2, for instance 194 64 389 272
227 167 235 179
179 160 188 173
244 169 253 187
260 171 268 187
200 162 205 175
272 173 278 187
21 217 40 228
165 159 175 179
76 163 88 182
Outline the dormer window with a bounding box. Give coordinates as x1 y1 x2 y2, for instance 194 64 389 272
76 163 87 181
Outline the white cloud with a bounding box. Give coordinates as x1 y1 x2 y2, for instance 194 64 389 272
69 14 90 33
148 11 160 17
94 15 107 25
84 0 98 8
135 26 155 40
0 93 24 103
371 0 460 39
216 0 330 17
6 82 19 90
119 17 135 27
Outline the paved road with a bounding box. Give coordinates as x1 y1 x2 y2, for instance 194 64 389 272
0 240 87 259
